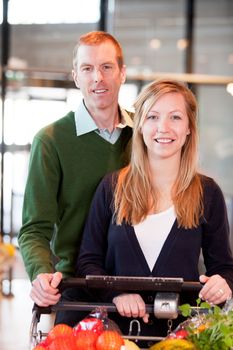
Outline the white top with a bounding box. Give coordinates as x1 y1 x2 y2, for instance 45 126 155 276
134 206 176 271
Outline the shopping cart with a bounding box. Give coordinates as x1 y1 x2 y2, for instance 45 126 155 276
30 275 203 349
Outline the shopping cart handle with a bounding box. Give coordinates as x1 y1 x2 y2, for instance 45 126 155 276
58 276 202 293
182 281 203 292
58 277 86 292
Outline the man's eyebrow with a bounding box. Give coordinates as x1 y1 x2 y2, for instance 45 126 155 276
79 63 92 67
80 61 115 67
101 61 115 65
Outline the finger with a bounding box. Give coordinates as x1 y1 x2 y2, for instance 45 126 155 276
199 275 209 283
199 275 220 299
121 301 132 317
200 279 231 304
30 279 61 306
113 296 128 316
37 274 59 294
199 283 216 301
36 274 55 291
50 272 63 288
142 313 150 323
135 297 146 318
30 285 61 306
130 302 141 318
126 294 145 318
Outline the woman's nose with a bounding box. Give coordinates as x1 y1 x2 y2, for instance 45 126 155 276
157 118 169 132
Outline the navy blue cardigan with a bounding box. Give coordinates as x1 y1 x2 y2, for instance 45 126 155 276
75 172 233 338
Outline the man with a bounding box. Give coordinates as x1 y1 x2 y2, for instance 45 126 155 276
18 31 133 307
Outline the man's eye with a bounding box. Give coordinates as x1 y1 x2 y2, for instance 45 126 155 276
82 67 91 72
103 65 112 70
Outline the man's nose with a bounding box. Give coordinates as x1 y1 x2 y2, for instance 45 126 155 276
93 69 103 82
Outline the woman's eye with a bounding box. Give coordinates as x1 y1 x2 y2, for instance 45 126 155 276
172 115 181 120
147 115 157 120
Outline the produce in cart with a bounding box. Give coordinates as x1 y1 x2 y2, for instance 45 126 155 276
149 298 233 350
32 307 140 350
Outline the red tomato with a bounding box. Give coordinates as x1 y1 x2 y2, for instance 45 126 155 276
48 335 77 350
75 329 99 350
96 330 124 350
73 317 104 335
47 324 73 344
174 329 189 338
33 346 47 350
38 338 50 347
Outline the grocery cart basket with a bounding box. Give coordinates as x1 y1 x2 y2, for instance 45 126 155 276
30 275 203 349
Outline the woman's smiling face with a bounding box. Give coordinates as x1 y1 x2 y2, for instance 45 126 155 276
141 92 190 162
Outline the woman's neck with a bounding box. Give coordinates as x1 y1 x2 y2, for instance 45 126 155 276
148 156 180 213
150 156 180 187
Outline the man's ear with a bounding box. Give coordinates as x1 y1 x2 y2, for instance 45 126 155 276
72 69 79 88
120 65 127 84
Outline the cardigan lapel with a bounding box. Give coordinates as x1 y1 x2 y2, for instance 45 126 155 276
152 219 180 275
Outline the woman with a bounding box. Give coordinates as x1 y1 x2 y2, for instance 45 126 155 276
70 79 233 339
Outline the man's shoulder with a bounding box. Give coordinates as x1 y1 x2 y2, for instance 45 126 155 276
35 111 75 139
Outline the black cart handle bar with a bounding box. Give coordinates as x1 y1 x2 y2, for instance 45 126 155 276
59 275 202 293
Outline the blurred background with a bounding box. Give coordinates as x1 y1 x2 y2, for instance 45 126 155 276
0 0 232 348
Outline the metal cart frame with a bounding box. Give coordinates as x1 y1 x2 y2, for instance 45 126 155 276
30 275 202 349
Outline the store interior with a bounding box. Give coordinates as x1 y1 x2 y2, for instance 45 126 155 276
0 1 233 349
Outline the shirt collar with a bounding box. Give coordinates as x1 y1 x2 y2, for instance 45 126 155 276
74 100 133 137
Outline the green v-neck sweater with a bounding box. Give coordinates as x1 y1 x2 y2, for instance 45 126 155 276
18 111 132 281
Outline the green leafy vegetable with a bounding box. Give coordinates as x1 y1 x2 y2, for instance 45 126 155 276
178 299 233 350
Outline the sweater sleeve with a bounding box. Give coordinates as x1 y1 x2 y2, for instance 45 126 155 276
18 132 61 281
76 173 123 302
202 178 233 291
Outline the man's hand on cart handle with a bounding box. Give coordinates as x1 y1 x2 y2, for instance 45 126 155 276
30 272 63 307
199 274 232 305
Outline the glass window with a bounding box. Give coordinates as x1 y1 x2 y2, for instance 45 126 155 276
198 85 233 195
8 0 100 70
8 0 100 24
113 0 187 74
195 0 233 75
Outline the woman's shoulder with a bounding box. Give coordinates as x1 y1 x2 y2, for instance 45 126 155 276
101 167 128 187
199 173 226 210
199 173 223 193
97 167 129 200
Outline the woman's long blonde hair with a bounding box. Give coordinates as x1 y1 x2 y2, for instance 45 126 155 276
114 79 203 229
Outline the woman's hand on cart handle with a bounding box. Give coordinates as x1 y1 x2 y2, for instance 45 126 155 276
112 293 150 323
198 274 232 305
30 272 62 307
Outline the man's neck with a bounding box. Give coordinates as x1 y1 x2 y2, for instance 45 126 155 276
85 103 120 132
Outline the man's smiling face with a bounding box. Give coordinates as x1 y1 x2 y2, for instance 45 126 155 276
73 41 126 113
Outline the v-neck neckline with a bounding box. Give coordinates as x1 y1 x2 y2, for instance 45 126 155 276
127 219 179 275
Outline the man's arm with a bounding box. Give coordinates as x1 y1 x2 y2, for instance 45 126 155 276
18 132 62 304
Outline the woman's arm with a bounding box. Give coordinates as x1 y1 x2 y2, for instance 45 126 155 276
201 177 233 302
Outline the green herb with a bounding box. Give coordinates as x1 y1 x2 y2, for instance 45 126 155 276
178 299 233 350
